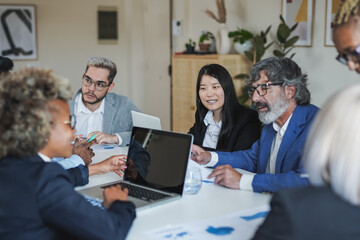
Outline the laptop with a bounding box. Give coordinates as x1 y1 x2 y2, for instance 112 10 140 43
131 110 162 130
78 126 193 211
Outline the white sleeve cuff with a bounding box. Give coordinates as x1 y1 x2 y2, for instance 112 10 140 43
205 152 219 167
53 155 85 170
239 174 255 191
115 134 123 146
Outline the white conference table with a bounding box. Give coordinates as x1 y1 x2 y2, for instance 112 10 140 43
78 145 272 240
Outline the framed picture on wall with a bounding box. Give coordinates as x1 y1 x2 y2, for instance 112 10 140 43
98 6 118 44
281 0 314 47
325 0 342 47
0 5 37 60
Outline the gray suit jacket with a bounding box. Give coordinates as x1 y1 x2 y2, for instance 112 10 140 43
70 90 139 146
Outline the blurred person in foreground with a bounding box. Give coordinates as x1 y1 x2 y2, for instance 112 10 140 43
253 84 360 239
0 68 135 239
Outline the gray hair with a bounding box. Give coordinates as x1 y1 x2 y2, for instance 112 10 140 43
248 57 311 105
85 57 117 83
304 84 360 205
0 68 72 159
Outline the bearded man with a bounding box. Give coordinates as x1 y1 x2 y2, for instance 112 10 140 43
70 57 139 146
191 57 319 193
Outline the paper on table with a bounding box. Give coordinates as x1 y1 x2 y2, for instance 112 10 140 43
187 159 215 183
146 204 270 240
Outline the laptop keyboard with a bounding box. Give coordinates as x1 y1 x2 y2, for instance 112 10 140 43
102 182 170 202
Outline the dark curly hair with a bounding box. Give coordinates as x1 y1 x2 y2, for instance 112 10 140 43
0 68 72 159
0 56 14 74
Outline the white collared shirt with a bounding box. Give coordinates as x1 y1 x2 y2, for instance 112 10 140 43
202 111 222 149
38 152 51 162
74 93 105 137
266 114 292 174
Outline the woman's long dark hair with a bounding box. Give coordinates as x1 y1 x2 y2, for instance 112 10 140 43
195 64 239 147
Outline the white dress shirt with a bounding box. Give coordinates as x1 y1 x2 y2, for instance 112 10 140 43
206 114 293 192
202 111 222 149
74 93 122 145
74 93 104 137
38 152 51 162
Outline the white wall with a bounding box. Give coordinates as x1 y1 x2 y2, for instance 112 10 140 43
3 0 360 132
173 0 359 107
2 0 171 130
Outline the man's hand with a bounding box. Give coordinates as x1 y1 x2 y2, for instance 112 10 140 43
190 144 211 165
88 155 127 176
103 184 128 209
72 138 95 165
87 131 119 144
209 165 242 189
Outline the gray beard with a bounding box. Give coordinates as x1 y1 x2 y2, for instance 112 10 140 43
258 92 290 125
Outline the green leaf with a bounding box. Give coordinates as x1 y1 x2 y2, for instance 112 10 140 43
284 36 299 48
277 30 286 44
289 53 296 59
278 23 290 40
273 49 284 58
228 31 240 38
290 23 298 32
284 47 294 56
264 25 272 35
239 29 253 39
280 14 286 24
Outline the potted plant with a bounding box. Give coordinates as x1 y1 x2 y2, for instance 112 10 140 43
228 28 253 54
185 38 196 54
198 31 214 53
273 15 299 59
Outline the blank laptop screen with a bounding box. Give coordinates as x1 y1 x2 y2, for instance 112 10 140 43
124 127 192 195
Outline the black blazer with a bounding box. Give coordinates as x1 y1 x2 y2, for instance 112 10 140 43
253 186 360 240
189 104 261 152
0 155 136 240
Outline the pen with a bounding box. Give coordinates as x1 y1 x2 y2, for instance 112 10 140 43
202 180 214 183
87 134 96 143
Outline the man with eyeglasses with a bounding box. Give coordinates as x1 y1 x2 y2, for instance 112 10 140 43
191 57 319 193
71 57 139 146
332 0 360 73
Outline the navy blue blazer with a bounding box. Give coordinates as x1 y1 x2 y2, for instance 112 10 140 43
189 104 261 152
253 186 360 240
216 104 319 193
0 155 136 240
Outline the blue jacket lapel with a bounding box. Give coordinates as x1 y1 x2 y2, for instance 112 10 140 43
102 94 116 134
275 106 306 173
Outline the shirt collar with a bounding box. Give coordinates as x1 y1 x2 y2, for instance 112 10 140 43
203 111 222 127
272 114 292 137
75 93 105 114
38 152 51 162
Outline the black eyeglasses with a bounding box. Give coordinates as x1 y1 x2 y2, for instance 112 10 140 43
247 83 283 98
336 45 360 65
82 75 111 91
50 114 76 130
